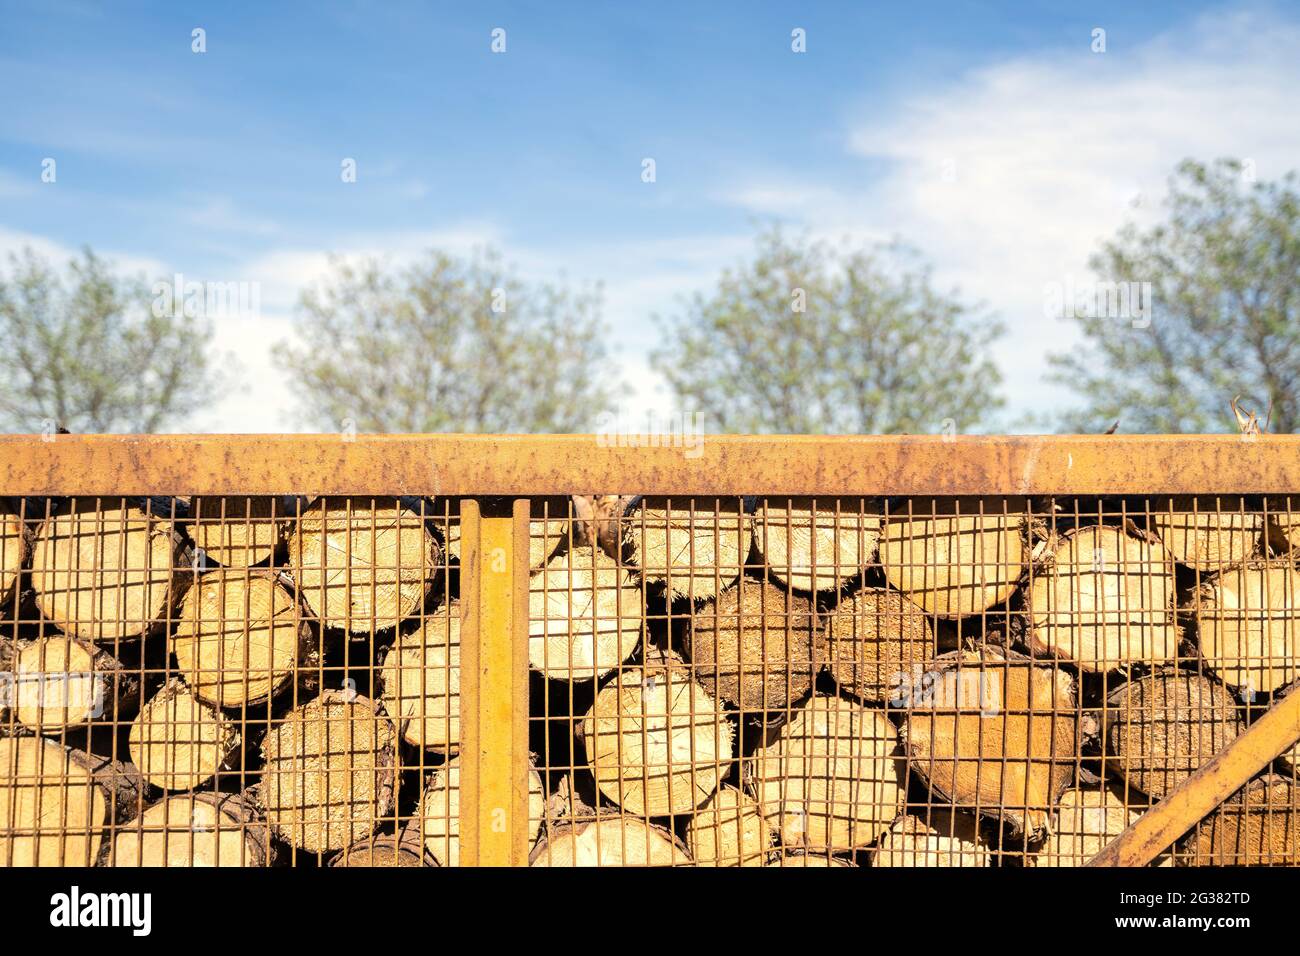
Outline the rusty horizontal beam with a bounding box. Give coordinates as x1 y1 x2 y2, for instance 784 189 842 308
1087 685 1300 867
0 433 1298 496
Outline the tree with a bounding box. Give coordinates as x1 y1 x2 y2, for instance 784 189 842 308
650 228 1004 433
1049 159 1300 433
0 247 220 433
274 248 620 432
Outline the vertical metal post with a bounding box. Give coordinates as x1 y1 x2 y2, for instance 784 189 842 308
459 497 531 866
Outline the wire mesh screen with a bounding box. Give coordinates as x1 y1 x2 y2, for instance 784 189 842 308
3 490 1300 866
529 494 1300 867
0 495 457 867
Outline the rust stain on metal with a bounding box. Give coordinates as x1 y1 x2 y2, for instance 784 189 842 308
1087 685 1300 867
2 434 1300 495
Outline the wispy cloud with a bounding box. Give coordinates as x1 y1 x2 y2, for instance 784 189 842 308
721 6 1300 424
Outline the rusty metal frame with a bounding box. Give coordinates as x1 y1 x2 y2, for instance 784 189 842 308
2 433 1300 496
5 433 1300 867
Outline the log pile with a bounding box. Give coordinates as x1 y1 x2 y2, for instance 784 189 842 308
4 491 1300 870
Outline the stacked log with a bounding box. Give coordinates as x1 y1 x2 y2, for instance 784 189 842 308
256 690 397 854
411 755 545 866
1195 562 1300 693
288 497 438 633
622 497 750 601
129 679 241 791
8 636 138 732
900 646 1076 839
1026 525 1181 672
823 586 935 705
1106 669 1243 799
879 499 1027 618
684 785 772 867
379 602 461 752
685 579 823 712
748 693 903 851
872 808 992 867
189 495 290 567
1032 787 1171 867
1150 495 1264 570
172 569 315 709
330 831 431 867
751 497 880 593
528 546 642 681
108 791 272 867
0 736 143 866
530 816 691 867
579 658 734 816
29 499 182 642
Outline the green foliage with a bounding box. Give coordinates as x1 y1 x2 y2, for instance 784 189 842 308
0 247 218 433
274 248 620 433
1049 159 1300 433
651 228 1004 433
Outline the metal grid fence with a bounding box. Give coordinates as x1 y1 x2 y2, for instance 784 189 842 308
2 435 1299 867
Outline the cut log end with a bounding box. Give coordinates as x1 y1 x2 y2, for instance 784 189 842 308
0 737 142 866
749 693 903 852
189 495 289 567
173 568 314 708
1107 669 1244 801
1028 524 1180 672
109 791 272 867
1185 776 1300 866
288 497 438 634
412 756 545 866
10 636 138 732
1197 562 1300 693
623 497 750 601
879 501 1027 619
528 546 642 681
686 578 822 712
129 679 241 791
257 690 397 855
900 646 1076 840
530 816 691 867
379 602 461 753
751 497 881 593
30 500 181 643
684 785 772 867
581 663 734 817
823 586 934 705
1150 495 1264 570
872 809 992 867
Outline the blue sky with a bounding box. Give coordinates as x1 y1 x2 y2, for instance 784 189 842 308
2 1 1297 432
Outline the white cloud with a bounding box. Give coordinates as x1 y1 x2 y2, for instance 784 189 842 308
724 6 1300 427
